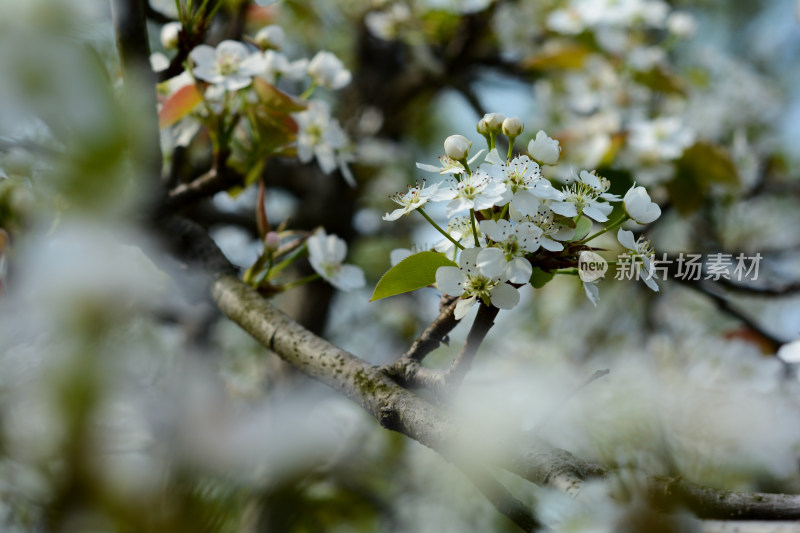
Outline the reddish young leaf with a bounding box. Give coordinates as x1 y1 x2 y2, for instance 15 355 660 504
253 78 307 112
158 84 203 129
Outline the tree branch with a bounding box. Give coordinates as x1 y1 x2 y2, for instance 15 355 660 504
156 215 800 527
110 0 162 178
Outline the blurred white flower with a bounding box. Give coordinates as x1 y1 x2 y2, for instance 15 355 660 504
307 51 351 90
777 340 800 364
294 101 354 186
436 248 520 319
160 21 181 51
627 116 694 161
254 25 284 50
622 183 661 224
307 229 365 291
190 40 265 91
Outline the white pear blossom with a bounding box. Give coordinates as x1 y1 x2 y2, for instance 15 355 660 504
434 168 507 218
623 183 661 224
435 248 520 319
516 204 575 251
483 149 562 216
383 181 440 221
617 228 658 292
527 130 561 165
307 51 351 90
254 25 285 50
258 50 308 84
551 170 617 222
444 134 472 160
416 150 485 175
477 219 542 283
307 229 365 291
190 40 266 91
434 216 484 255
294 101 355 186
627 116 695 161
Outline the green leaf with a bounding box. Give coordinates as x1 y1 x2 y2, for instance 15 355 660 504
572 217 593 241
530 267 555 289
370 251 457 302
668 142 739 215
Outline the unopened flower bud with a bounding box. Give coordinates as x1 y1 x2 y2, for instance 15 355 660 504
160 22 182 51
477 118 490 136
502 116 524 138
444 135 471 160
264 231 281 252
528 130 561 165
255 25 285 50
482 113 505 132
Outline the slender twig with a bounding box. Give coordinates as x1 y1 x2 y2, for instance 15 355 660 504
398 295 460 364
671 277 785 352
457 464 543 532
445 303 500 389
529 369 610 434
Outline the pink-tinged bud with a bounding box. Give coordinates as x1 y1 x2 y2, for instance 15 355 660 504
444 134 471 160
264 231 281 252
502 116 524 138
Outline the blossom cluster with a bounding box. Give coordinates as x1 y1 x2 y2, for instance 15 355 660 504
384 114 662 318
152 24 355 184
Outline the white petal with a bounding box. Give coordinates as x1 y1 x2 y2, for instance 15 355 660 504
436 266 466 296
478 220 502 242
511 191 539 217
540 237 564 252
506 257 532 284
489 283 520 310
583 282 600 307
454 296 476 320
484 148 505 166
331 264 365 291
583 202 613 222
617 229 637 250
416 162 441 173
550 201 578 217
476 247 505 278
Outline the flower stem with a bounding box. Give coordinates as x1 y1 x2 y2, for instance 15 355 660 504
459 157 472 176
579 214 629 244
281 273 321 291
418 208 464 251
300 82 317 100
506 137 516 162
469 209 480 247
